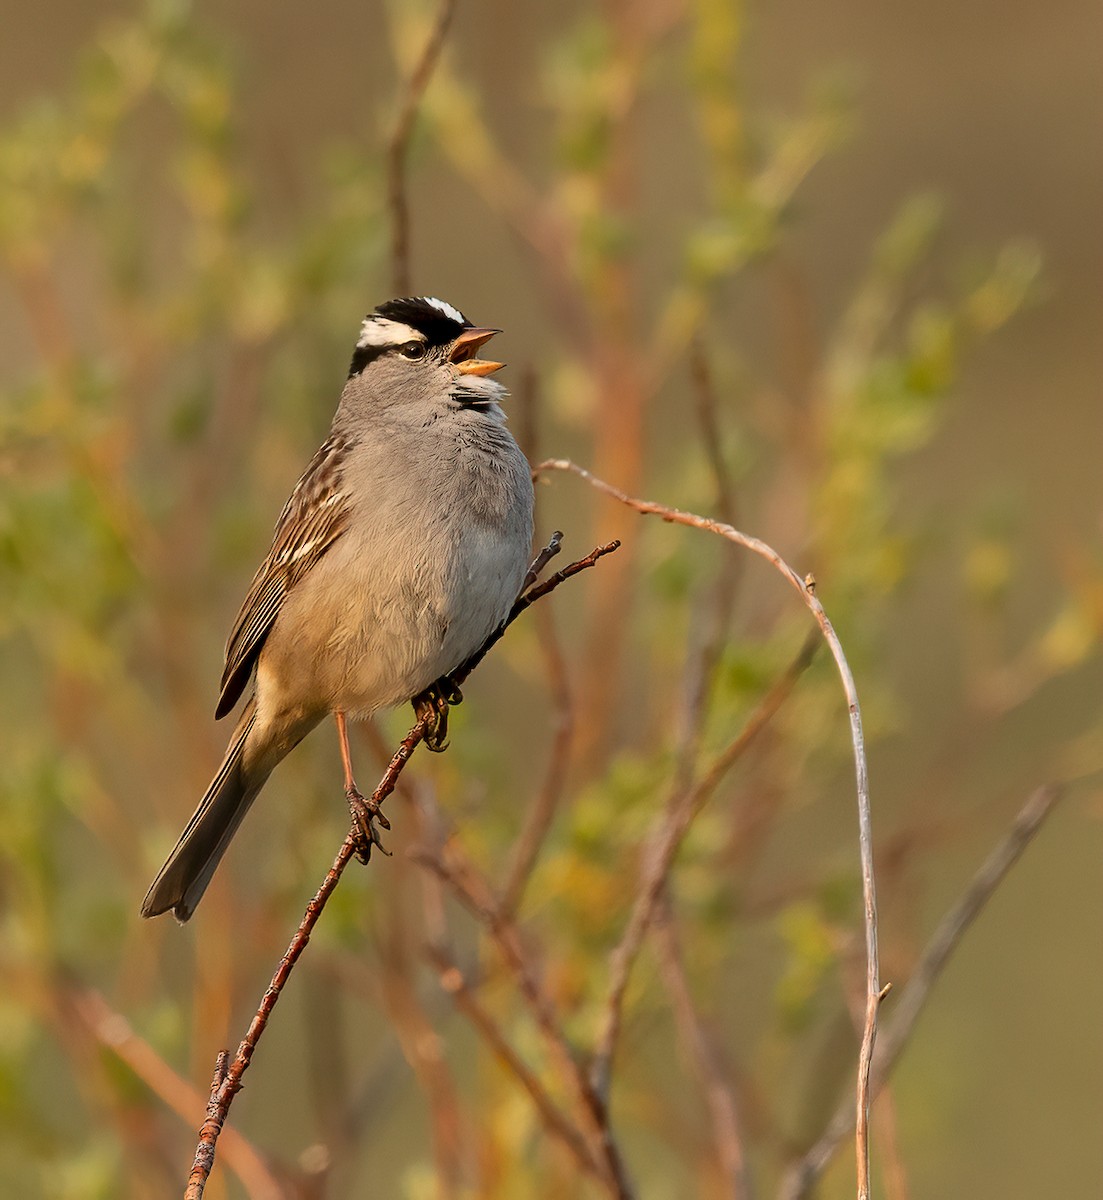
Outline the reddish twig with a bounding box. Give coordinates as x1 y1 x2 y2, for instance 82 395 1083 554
779 783 1063 1200
185 826 367 1199
183 535 620 1198
387 0 460 294
536 458 880 1197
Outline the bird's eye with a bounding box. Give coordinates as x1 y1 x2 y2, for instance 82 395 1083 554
399 340 426 360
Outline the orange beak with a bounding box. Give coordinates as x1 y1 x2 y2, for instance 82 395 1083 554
450 327 504 376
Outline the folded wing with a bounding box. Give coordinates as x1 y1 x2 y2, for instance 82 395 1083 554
215 433 354 718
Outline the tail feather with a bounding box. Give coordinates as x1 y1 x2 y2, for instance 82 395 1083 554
141 702 262 922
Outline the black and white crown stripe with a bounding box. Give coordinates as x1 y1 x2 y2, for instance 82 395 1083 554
349 296 474 378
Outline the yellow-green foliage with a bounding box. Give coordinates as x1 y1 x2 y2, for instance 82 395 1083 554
1 3 1098 1198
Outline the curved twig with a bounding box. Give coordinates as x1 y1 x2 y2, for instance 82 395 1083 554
535 457 881 1198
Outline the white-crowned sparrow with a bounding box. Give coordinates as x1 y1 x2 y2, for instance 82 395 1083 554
141 297 534 921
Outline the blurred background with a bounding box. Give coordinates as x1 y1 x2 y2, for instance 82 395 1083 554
1 1 1101 1197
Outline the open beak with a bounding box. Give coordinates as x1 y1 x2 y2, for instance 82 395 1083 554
450 327 504 376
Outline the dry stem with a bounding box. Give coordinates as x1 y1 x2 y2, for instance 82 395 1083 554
425 943 606 1182
537 458 881 1198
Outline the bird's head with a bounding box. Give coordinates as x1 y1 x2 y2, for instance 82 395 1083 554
345 296 507 418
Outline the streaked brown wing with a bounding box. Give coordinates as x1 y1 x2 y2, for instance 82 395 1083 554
215 433 354 718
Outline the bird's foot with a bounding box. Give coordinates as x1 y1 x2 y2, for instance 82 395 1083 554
346 787 392 864
413 678 464 753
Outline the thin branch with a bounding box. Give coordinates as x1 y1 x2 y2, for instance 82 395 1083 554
779 783 1062 1200
536 458 880 1197
387 0 460 294
185 827 366 1200
520 529 564 593
183 535 620 1198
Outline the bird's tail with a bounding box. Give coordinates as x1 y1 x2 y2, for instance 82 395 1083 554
141 701 264 922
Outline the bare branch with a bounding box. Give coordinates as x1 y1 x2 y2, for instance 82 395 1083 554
63 988 284 1200
185 827 365 1199
536 458 880 1196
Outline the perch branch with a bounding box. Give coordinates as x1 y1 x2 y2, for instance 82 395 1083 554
183 534 620 1198
536 458 881 1198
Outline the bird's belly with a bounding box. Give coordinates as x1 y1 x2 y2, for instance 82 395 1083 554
270 520 525 720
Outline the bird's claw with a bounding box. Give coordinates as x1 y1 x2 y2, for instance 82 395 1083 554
346 787 392 864
413 678 463 753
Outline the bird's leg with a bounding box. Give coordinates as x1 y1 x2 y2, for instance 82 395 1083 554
335 711 391 863
412 677 464 753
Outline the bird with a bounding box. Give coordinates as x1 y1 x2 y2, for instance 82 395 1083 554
141 296 535 921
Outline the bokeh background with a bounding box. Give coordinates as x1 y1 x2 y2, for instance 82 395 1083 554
2 1 1101 1197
